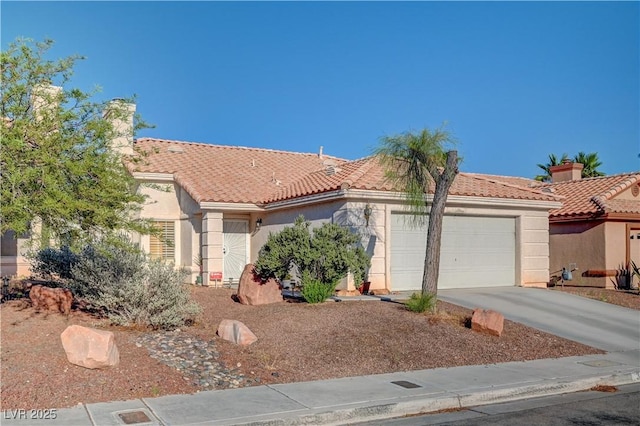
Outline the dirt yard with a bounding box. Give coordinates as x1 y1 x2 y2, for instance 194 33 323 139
551 286 640 310
1 287 613 410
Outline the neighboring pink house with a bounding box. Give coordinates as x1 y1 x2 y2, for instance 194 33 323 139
540 162 640 289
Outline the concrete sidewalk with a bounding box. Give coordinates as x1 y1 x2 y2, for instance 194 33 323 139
3 349 638 426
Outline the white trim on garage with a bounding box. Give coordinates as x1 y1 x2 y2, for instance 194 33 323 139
390 213 516 290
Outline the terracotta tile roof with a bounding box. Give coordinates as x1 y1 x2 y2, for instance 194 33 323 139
464 173 540 189
538 173 640 219
268 156 560 203
130 139 562 205
130 138 346 204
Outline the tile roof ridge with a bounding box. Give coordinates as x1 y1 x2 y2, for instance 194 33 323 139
540 171 640 187
172 174 204 204
135 137 347 160
595 174 640 201
465 171 538 182
590 195 608 213
340 157 377 189
463 173 564 200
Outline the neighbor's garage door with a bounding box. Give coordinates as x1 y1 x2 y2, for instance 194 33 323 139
391 213 515 290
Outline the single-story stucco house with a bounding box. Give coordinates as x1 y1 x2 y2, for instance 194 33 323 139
1 98 574 291
123 134 563 292
539 162 640 289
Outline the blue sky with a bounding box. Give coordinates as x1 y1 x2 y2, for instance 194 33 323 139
2 1 639 177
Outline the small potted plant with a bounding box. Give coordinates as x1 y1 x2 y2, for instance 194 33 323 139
352 250 371 295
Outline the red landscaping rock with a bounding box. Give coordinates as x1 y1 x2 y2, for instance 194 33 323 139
60 325 120 369
471 309 504 337
237 264 283 305
217 319 258 346
30 285 73 315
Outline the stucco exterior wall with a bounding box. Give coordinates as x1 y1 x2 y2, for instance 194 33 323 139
0 231 31 277
615 184 639 201
251 200 345 261
135 179 555 292
137 180 202 282
550 220 607 287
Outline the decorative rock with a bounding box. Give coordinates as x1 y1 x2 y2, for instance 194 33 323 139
237 264 283 305
369 289 390 296
60 325 119 369
136 329 248 390
471 309 504 337
30 285 73 315
217 319 258 346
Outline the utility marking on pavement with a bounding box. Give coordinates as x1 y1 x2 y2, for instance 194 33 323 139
578 360 623 368
116 410 153 424
391 380 422 389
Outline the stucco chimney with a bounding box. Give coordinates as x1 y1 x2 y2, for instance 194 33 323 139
105 99 136 156
31 84 62 122
549 160 583 183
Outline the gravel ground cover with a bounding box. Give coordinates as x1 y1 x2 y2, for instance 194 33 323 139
1 286 608 410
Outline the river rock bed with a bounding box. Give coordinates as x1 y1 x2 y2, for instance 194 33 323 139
135 329 251 390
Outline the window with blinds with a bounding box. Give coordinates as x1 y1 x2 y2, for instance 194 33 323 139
149 221 175 262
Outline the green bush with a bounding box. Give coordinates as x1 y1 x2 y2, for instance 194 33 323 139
30 246 78 279
255 215 370 287
31 237 201 329
405 292 436 313
300 271 336 304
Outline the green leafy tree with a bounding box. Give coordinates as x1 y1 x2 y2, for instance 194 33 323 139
374 127 459 300
1 38 154 246
573 152 605 178
254 216 370 295
535 153 569 182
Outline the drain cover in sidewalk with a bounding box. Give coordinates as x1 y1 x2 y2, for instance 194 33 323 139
117 410 152 424
391 380 422 389
578 360 623 368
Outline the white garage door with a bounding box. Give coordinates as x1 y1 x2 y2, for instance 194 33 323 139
391 213 515 290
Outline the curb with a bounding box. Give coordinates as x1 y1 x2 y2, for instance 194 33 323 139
235 372 640 426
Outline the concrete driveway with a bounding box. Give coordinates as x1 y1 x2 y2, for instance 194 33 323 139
438 287 640 352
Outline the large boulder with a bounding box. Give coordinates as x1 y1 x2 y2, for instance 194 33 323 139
217 319 258 346
237 264 283 305
30 285 73 315
471 309 504 337
60 325 120 369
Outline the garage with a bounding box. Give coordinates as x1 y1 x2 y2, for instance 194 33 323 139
390 213 516 290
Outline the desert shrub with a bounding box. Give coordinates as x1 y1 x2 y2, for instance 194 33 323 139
67 237 201 329
405 292 436 313
254 216 312 281
300 271 336 304
30 246 78 280
255 215 370 285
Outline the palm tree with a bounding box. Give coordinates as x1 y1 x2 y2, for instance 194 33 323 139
374 127 459 299
535 153 569 182
573 152 605 178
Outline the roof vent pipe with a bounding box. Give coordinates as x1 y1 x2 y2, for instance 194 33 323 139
319 146 324 159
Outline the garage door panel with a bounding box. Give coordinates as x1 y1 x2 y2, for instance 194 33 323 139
391 214 515 290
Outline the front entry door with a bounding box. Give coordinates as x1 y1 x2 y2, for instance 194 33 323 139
223 220 248 283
